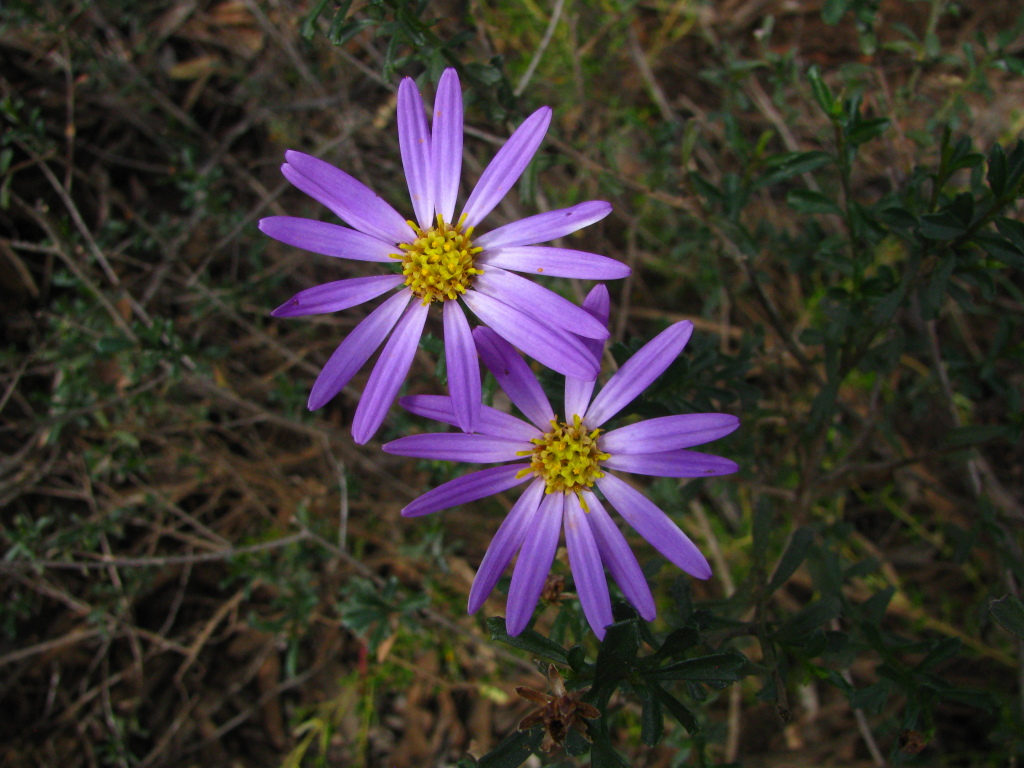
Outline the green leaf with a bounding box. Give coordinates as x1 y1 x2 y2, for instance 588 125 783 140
807 65 837 115
787 189 842 215
638 685 664 746
995 216 1024 252
766 527 815 595
756 151 832 188
918 211 967 240
591 620 640 707
990 595 1024 639
773 597 842 644
988 143 1008 197
649 683 700 734
649 627 701 663
975 232 1024 268
822 0 850 25
846 117 890 147
477 726 544 768
486 617 568 664
942 424 1011 448
646 652 746 684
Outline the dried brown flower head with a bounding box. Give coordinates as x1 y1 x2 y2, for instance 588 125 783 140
515 664 600 752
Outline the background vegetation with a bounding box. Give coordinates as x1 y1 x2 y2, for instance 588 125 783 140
1 0 1023 766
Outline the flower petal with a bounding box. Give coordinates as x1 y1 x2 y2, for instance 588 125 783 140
398 395 540 441
259 217 398 262
308 290 412 410
463 291 599 381
506 491 563 636
398 77 434 230
564 494 613 639
601 414 740 454
473 267 609 340
444 301 481 433
475 201 612 249
431 68 463 224
468 480 545 614
580 490 655 621
382 432 527 462
401 464 530 517
351 300 430 444
603 450 739 478
272 274 404 317
478 246 629 279
283 151 413 243
596 473 711 579
564 285 610 418
472 326 554 431
584 321 694 427
460 107 552 229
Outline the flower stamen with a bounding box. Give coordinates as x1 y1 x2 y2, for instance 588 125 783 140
516 414 610 509
391 212 483 305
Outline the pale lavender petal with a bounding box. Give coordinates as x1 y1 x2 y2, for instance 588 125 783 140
462 291 599 381
401 464 530 517
596 474 711 579
431 68 463 223
351 300 429 444
564 494 613 639
584 321 694 427
601 414 740 454
382 432 527 462
472 326 554 431
444 301 481 433
478 246 630 279
603 450 739 478
398 395 540 442
472 267 608 340
259 217 398 262
272 274 403 317
506 491 563 636
308 289 412 410
475 201 613 249
468 480 545 614
283 151 413 243
580 490 655 621
460 107 552 229
564 285 610 418
398 78 434 230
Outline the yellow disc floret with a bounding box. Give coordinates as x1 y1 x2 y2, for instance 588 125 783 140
392 213 483 304
516 414 611 510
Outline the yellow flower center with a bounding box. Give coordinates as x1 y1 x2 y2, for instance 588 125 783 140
516 414 611 510
392 213 483 305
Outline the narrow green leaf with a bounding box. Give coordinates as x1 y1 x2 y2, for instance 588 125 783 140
975 232 1024 268
995 216 1024 251
846 117 890 147
991 595 1024 639
756 151 832 188
486 617 568 664
787 189 842 215
987 143 1008 197
646 652 746 683
638 685 664 746
649 683 701 734
807 65 837 115
591 620 640 707
773 597 842 644
766 528 815 595
942 424 1011 448
918 211 967 240
821 0 850 25
478 727 544 768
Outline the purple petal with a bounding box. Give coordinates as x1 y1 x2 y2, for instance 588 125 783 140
460 107 552 229
444 301 481 433
603 450 739 478
564 494 613 639
473 267 609 340
580 490 655 621
283 151 413 243
259 217 398 262
308 290 412 410
272 274 403 318
431 68 463 224
462 291 599 381
382 432 527 462
478 246 629 279
401 464 531 517
596 474 711 579
601 414 740 454
399 395 540 441
475 201 613 249
351 300 430 444
398 78 434 230
584 321 694 427
564 285 610 418
506 491 563 636
468 480 545 614
472 326 554 431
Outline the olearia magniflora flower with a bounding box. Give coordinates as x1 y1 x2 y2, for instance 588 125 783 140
261 68 629 443
382 286 740 639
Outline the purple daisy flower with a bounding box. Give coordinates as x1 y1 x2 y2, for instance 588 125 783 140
382 286 740 639
261 68 629 443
